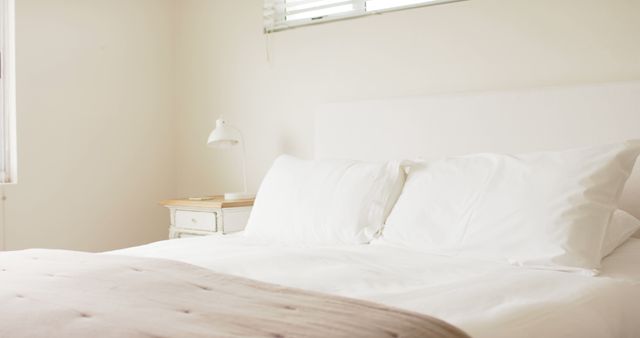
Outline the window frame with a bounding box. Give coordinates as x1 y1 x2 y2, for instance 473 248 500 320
0 0 16 184
264 0 467 33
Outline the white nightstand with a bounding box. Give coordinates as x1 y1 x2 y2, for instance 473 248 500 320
160 196 254 239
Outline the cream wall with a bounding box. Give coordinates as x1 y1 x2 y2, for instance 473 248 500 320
4 0 640 251
3 0 176 251
174 0 640 198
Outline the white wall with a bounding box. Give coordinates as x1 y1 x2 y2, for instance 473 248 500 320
3 0 176 251
4 0 640 251
174 0 640 198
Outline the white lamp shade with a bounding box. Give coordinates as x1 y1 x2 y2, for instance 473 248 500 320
208 119 240 149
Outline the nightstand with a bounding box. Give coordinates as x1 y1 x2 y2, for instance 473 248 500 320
160 196 254 239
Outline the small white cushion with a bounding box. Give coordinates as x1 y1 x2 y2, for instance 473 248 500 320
245 155 405 245
602 210 640 258
383 141 640 274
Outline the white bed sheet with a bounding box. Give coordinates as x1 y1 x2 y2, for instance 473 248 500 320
111 235 640 338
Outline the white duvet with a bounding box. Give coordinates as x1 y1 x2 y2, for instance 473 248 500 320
112 235 640 338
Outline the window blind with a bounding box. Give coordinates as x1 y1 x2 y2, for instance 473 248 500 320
264 0 464 32
0 0 16 184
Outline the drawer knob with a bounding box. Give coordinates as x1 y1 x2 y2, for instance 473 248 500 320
191 218 197 223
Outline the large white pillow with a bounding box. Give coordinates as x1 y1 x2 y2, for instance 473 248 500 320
383 141 640 274
245 155 405 245
602 210 640 258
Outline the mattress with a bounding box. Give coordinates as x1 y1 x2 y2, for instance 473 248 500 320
112 235 640 338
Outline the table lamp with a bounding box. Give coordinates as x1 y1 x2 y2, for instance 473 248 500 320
207 118 252 200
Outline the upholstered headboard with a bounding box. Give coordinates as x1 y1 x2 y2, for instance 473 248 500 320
315 81 640 220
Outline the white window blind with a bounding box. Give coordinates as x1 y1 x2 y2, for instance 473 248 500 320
264 0 464 32
0 0 16 184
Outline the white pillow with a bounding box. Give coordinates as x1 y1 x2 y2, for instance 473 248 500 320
602 210 640 258
383 141 640 274
245 155 405 245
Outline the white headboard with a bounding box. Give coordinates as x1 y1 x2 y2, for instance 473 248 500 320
315 81 640 218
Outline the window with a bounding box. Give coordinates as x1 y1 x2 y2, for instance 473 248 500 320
264 0 464 32
0 0 16 184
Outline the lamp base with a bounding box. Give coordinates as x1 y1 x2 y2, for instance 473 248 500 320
224 192 255 201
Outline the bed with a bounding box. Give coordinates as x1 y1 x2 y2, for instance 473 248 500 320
2 81 640 338
114 234 640 338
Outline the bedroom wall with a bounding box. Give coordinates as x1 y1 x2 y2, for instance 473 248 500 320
1 0 176 251
173 0 640 198
3 0 639 251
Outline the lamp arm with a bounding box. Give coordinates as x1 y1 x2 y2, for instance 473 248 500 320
229 125 248 194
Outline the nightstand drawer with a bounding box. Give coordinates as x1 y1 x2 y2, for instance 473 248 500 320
174 210 217 232
162 196 254 239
